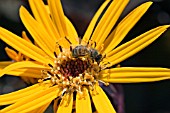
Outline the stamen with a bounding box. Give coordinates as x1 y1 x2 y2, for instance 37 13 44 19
65 36 72 44
47 71 53 76
59 45 63 52
56 42 63 52
54 52 58 58
48 64 53 68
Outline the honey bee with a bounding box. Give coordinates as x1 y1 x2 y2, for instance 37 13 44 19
72 45 102 63
57 37 103 63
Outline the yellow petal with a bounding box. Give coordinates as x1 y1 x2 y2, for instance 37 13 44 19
103 25 169 66
0 62 46 78
0 83 44 105
65 17 78 45
30 102 51 113
57 93 73 113
47 0 67 37
82 0 111 43
5 47 18 61
53 98 60 113
0 68 42 78
0 61 47 77
76 87 92 113
0 27 52 64
103 2 153 53
90 85 116 113
0 61 13 68
47 0 71 48
20 76 37 84
22 31 32 43
91 0 129 50
100 67 170 83
20 6 55 58
45 5 50 14
101 77 170 83
28 0 60 42
0 86 59 113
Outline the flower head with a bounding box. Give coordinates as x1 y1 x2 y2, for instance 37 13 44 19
0 0 170 113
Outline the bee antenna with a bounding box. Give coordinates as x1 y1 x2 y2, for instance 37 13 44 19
78 37 81 44
65 36 72 44
79 38 81 44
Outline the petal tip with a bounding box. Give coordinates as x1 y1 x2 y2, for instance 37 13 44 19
161 25 170 29
143 1 153 7
19 5 25 10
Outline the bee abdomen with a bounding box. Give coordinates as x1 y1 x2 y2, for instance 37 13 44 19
72 45 89 57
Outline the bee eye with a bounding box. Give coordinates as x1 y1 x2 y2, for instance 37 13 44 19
95 54 102 63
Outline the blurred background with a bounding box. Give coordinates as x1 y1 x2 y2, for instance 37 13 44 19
0 0 170 113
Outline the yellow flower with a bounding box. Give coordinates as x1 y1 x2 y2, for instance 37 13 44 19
0 0 170 113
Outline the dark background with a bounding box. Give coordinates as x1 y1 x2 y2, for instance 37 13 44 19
0 0 170 113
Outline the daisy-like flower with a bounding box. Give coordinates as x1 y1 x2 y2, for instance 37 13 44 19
0 0 170 113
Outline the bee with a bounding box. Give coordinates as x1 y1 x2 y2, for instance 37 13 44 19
58 37 103 63
72 45 102 63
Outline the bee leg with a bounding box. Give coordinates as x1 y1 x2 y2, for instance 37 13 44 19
87 39 93 48
70 46 72 51
89 40 96 48
100 54 106 62
87 39 91 47
94 41 97 48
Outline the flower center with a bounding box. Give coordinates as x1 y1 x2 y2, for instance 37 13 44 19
40 48 101 94
58 58 89 78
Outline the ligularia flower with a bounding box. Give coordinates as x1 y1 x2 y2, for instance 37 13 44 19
0 0 170 113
